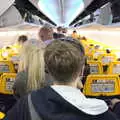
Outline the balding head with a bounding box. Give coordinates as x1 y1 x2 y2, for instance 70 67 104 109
38 26 53 41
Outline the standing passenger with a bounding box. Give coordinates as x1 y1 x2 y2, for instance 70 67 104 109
5 40 118 120
38 25 54 83
13 39 45 98
53 26 65 39
38 25 54 45
71 30 79 39
62 28 67 36
17 35 28 46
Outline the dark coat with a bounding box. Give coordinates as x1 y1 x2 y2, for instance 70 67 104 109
4 86 119 120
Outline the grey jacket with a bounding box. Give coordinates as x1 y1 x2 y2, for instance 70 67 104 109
13 71 53 98
13 71 28 98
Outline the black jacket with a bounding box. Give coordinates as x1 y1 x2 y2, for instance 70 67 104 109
4 86 119 120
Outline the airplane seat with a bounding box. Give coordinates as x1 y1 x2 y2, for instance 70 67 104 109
0 73 16 113
1 44 20 61
93 50 104 60
0 112 5 119
10 54 20 63
108 61 120 74
98 54 116 65
83 74 120 98
10 55 20 72
0 61 16 75
0 73 16 95
86 54 94 61
87 61 103 74
1 46 13 60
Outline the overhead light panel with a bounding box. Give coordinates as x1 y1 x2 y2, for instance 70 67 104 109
29 0 94 26
64 0 84 26
37 0 60 25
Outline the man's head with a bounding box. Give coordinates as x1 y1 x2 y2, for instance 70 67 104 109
45 39 85 85
57 26 62 33
38 26 53 41
106 49 111 54
62 28 67 34
95 45 100 50
73 30 77 33
18 35 28 45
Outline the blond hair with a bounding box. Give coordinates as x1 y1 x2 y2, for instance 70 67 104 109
27 48 45 92
18 39 45 92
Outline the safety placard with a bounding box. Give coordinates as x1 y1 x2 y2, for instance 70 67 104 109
6 78 15 91
90 64 99 74
91 80 115 93
0 64 9 72
102 56 114 64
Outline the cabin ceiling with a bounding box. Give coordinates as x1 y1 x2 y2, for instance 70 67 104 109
28 0 94 26
15 0 120 26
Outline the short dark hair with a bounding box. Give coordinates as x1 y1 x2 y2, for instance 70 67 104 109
62 28 67 33
18 35 28 43
89 44 94 47
106 49 111 53
57 26 62 32
45 40 85 83
73 30 77 33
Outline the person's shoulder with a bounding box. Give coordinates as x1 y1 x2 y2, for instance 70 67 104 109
17 70 27 77
31 86 51 95
30 87 53 101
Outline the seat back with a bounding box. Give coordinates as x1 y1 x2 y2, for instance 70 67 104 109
98 54 116 65
87 61 103 74
0 61 16 74
108 61 120 74
83 74 120 97
0 73 16 94
10 54 20 64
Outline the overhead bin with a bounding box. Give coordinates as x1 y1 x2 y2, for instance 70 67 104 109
0 0 15 17
0 23 41 48
0 6 23 27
